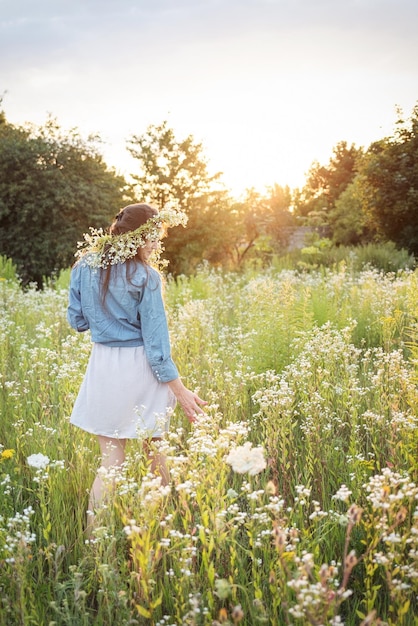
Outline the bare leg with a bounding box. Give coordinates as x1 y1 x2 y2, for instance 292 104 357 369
87 436 126 534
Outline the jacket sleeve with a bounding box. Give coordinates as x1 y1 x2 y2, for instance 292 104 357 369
137 271 179 383
67 263 90 332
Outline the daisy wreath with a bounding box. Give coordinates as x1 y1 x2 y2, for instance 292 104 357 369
75 206 188 268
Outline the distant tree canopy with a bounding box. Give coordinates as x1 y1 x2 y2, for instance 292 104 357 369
294 141 364 245
0 113 128 286
294 141 363 221
127 121 294 274
2 101 417 285
294 105 418 254
328 177 374 246
357 105 418 253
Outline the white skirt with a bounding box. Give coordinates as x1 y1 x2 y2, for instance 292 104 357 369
70 343 176 439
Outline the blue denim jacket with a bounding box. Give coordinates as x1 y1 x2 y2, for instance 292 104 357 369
67 257 179 383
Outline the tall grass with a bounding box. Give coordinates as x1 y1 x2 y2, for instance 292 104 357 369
0 255 19 282
0 260 417 625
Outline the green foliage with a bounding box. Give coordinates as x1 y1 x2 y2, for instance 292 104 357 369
358 104 418 253
292 241 415 274
263 183 296 249
0 114 128 286
329 177 375 245
222 186 296 268
128 120 222 208
44 267 72 291
347 241 416 273
0 254 19 282
295 140 363 221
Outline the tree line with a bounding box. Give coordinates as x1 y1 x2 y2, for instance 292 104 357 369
0 102 417 286
294 105 418 253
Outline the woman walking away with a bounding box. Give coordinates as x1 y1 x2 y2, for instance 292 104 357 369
67 203 207 532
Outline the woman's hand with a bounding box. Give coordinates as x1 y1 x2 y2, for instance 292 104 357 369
168 378 208 423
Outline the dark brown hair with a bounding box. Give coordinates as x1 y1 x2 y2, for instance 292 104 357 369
101 203 158 303
110 203 158 236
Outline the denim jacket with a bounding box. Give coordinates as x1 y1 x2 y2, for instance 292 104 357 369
67 257 179 383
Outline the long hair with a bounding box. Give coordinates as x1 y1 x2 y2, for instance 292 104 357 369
100 203 158 304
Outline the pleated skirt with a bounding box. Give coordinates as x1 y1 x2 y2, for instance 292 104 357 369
70 343 176 439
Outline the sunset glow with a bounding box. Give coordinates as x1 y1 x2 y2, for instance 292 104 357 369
1 0 417 196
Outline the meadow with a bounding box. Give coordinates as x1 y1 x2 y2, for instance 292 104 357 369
0 250 418 625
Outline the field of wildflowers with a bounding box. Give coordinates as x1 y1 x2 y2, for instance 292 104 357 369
0 258 418 625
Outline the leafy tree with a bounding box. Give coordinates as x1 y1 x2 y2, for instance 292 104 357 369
357 104 418 253
328 177 375 246
127 121 246 274
204 189 262 269
295 141 363 231
127 120 221 208
218 186 296 267
262 184 296 250
0 114 128 286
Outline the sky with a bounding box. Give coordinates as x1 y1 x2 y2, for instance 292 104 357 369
1 0 417 197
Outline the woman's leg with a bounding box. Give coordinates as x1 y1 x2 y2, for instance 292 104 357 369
86 435 167 536
87 436 127 531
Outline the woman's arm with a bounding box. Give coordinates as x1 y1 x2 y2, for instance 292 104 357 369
67 264 90 332
137 271 179 382
138 270 207 420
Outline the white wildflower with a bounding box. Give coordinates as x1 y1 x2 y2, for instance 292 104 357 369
332 484 352 502
225 441 267 476
26 453 50 470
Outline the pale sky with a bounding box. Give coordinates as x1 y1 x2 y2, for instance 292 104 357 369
1 0 417 196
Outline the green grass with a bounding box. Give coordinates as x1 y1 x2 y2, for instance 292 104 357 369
0 259 418 625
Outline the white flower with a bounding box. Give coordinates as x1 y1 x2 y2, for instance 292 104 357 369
26 453 50 470
225 441 267 476
214 578 232 599
332 484 352 502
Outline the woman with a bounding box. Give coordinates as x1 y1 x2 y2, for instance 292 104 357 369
67 203 206 528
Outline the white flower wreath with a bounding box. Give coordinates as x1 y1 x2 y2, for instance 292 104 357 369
75 206 188 268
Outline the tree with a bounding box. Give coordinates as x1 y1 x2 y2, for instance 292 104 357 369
127 121 239 274
217 186 296 267
328 177 375 245
357 104 418 253
295 141 363 234
0 114 128 286
262 184 296 251
204 189 262 269
127 120 221 208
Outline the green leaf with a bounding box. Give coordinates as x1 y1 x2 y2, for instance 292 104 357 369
136 604 152 619
150 593 163 610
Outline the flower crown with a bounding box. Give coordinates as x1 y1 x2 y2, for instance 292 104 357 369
75 206 188 268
